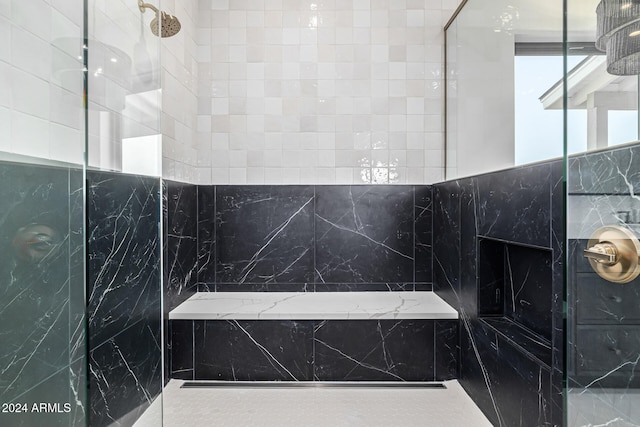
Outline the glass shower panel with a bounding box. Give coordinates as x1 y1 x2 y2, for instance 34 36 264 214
445 0 564 180
566 0 640 425
0 1 88 425
86 0 164 426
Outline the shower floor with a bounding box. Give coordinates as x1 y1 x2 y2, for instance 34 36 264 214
136 379 492 427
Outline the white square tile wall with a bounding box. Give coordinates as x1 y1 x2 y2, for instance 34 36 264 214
2 2 84 164
161 0 201 183
191 0 460 184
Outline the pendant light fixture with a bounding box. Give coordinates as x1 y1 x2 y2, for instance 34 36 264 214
596 0 640 75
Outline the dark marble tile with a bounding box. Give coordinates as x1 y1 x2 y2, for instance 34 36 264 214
89 320 163 427
197 185 216 284
476 164 552 248
575 272 640 324
569 145 640 195
314 320 435 381
461 320 553 427
198 282 215 292
435 320 458 380
314 283 417 292
573 326 640 388
0 162 78 404
87 171 161 348
567 145 640 395
478 239 553 340
86 171 162 424
415 185 433 283
69 169 86 368
171 320 194 380
459 178 480 318
433 182 461 310
216 186 315 285
194 320 314 381
0 368 78 427
480 318 552 368
504 245 553 340
214 283 311 292
477 238 505 317
550 159 564 427
440 163 560 426
164 180 198 312
315 186 414 284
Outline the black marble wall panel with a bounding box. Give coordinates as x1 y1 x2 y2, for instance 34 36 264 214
172 319 456 382
476 164 552 248
315 186 414 284
434 161 561 427
314 320 434 381
164 181 198 311
88 172 161 345
477 240 553 349
0 161 85 427
216 186 315 286
174 185 433 292
435 320 458 380
567 145 640 397
163 181 198 384
433 182 461 310
550 160 564 427
194 320 314 381
89 319 162 427
313 282 421 292
87 171 162 427
197 185 216 289
568 146 640 195
414 186 433 284
171 320 194 380
167 184 440 383
477 239 504 317
471 321 553 427
503 245 552 340
459 178 480 319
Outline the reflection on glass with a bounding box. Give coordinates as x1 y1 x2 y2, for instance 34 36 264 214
567 1 640 426
0 159 85 426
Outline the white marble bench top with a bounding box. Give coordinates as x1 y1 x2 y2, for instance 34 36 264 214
169 292 458 320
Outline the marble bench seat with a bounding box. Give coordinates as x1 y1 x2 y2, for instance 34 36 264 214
169 291 459 321
168 292 459 382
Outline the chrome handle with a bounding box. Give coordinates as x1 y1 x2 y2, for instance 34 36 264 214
583 242 618 266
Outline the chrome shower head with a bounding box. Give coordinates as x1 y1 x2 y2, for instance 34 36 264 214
138 1 181 38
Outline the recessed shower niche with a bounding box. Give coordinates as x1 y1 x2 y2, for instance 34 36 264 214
477 237 553 366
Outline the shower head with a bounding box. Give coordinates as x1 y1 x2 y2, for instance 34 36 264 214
138 1 181 38
150 11 181 37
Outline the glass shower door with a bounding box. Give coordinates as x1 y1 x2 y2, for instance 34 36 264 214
565 1 640 425
0 1 88 425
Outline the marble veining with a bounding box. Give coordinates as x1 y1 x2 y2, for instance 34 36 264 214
170 291 458 321
187 184 432 291
0 161 85 426
433 161 561 426
568 144 640 416
86 171 162 427
314 319 435 381
315 186 415 283
216 186 315 285
175 317 456 382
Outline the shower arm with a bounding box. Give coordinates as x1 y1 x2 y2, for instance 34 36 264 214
138 0 159 14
